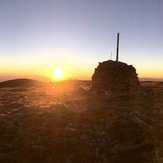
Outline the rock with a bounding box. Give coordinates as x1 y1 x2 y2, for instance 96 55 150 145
104 91 112 96
65 154 74 163
24 145 48 162
80 133 89 140
11 108 21 114
0 114 7 118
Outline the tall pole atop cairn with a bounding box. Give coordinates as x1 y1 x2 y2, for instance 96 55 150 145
116 33 119 62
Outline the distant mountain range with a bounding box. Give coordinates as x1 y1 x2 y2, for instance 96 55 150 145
0 73 163 87
139 78 163 81
0 79 45 88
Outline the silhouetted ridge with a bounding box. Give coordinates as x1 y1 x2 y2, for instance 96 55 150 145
0 78 45 88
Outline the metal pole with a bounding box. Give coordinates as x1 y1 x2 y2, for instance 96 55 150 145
110 52 112 60
116 33 119 61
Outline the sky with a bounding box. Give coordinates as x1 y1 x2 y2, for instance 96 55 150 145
0 0 163 81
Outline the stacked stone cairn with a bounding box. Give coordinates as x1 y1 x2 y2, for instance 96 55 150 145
92 60 140 95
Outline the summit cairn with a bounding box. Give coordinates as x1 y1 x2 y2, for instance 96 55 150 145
92 33 140 95
92 60 140 95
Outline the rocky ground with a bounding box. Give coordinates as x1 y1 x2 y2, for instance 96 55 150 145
0 81 163 163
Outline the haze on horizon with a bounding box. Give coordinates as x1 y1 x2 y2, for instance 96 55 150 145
0 0 163 81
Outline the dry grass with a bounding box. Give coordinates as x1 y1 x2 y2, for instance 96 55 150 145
0 81 163 162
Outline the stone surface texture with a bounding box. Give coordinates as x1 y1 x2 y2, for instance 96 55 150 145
92 60 140 93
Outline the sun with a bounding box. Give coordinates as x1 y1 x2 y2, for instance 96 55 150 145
53 68 63 79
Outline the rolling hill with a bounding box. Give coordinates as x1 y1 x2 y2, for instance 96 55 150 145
0 78 45 88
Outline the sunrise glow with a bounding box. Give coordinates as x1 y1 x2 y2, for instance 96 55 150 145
53 68 63 79
0 0 163 81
